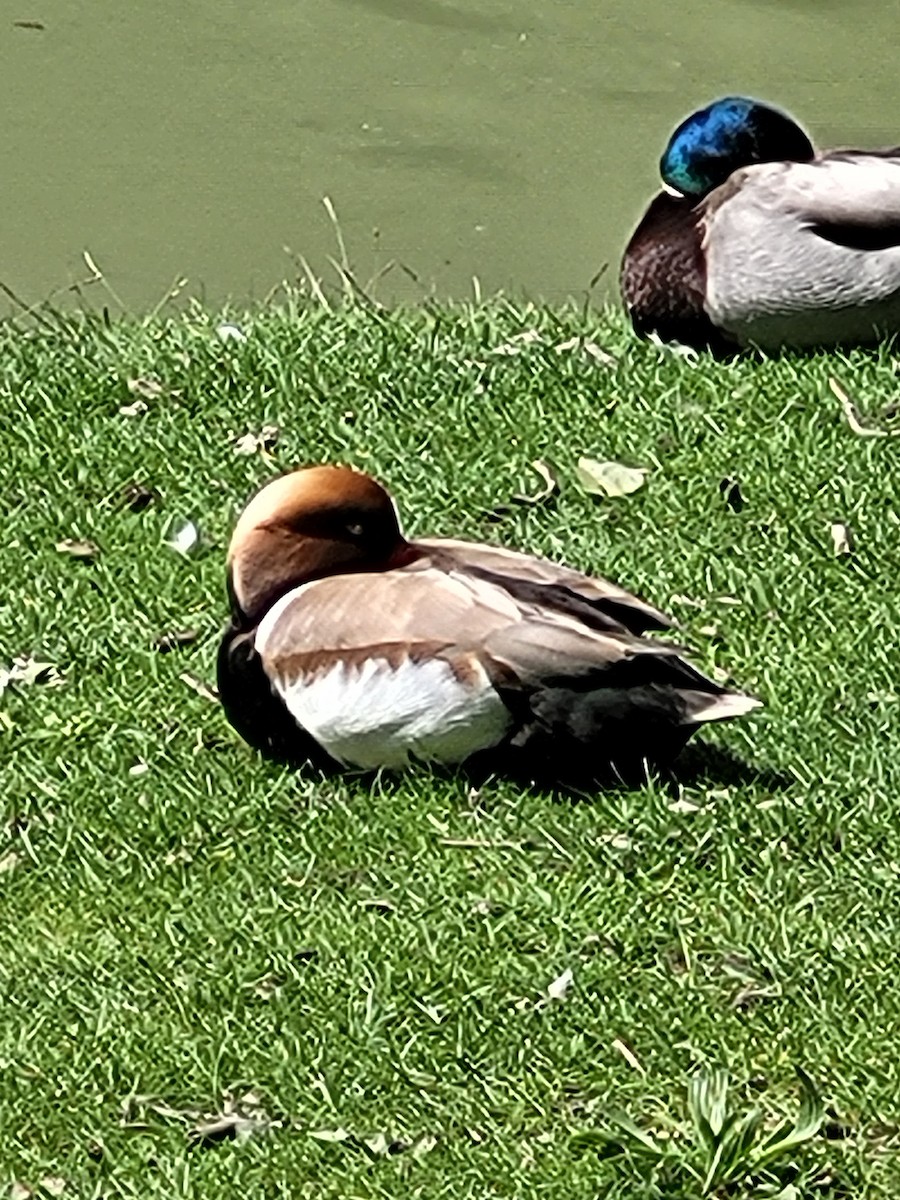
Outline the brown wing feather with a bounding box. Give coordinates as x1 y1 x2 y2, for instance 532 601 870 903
415 537 673 634
256 565 692 689
256 567 522 668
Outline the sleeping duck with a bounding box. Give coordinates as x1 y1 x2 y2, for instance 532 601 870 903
621 96 900 353
217 465 760 784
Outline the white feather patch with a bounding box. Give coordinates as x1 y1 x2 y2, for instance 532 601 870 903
271 654 511 770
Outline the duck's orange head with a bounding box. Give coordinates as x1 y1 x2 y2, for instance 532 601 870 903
226 465 410 624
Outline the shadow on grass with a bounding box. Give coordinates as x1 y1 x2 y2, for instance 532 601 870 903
665 739 793 793
461 737 794 801
217 730 792 803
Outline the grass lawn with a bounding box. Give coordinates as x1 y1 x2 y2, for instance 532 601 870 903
2 296 900 1197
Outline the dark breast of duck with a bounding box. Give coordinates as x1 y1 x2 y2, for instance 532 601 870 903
620 192 736 355
217 618 339 770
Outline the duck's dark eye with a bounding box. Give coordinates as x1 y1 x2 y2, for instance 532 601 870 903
345 521 365 539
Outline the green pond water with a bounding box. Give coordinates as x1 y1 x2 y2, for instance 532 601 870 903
2 0 897 311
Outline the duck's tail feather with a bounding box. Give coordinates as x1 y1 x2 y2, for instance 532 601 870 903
682 690 763 725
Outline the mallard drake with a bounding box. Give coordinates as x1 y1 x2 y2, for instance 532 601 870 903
621 96 900 353
217 465 760 783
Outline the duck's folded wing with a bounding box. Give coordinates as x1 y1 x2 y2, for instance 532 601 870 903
255 566 524 677
415 537 672 634
745 156 900 250
256 566 754 727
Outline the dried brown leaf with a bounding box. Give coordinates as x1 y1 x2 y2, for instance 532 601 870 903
0 850 21 874
163 519 200 556
119 483 157 512
119 399 148 417
154 629 199 653
189 1112 271 1146
830 522 854 556
830 377 899 438
0 656 63 696
127 376 164 401
55 538 100 561
611 1037 645 1075
546 966 574 1001
234 425 280 456
512 459 557 506
576 457 647 498
179 673 219 703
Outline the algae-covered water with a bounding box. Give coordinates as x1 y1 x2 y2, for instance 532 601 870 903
1 0 897 309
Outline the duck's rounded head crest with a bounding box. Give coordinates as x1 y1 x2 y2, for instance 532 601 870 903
659 96 815 198
227 465 407 624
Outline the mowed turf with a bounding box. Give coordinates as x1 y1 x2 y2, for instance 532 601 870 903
1 299 899 1196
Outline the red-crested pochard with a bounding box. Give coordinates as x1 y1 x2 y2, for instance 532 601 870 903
217 465 761 783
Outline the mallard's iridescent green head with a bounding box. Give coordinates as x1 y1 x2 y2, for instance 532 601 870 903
660 97 815 197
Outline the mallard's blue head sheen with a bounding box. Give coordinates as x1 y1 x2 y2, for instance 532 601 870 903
659 97 815 197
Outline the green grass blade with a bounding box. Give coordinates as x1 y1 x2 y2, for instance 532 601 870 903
752 1068 824 1172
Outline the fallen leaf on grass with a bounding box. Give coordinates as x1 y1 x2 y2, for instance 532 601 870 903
0 850 21 874
830 522 854 556
179 673 219 703
553 337 617 366
611 1037 645 1074
55 538 100 561
154 629 199 653
485 460 559 521
12 1179 67 1199
667 797 706 815
830 377 900 438
597 832 632 851
309 1127 351 1143
216 323 248 344
412 1133 438 1159
576 457 647 498
119 399 148 417
119 483 157 513
362 1133 392 1157
546 967 574 1002
731 981 780 1010
491 329 542 356
647 331 700 362
309 1127 431 1160
512 459 557 506
233 425 280 456
582 340 618 367
127 376 164 401
357 897 396 913
0 656 63 697
122 1090 278 1147
189 1111 272 1146
163 518 200 556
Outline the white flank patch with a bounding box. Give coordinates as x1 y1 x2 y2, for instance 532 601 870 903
272 655 511 771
